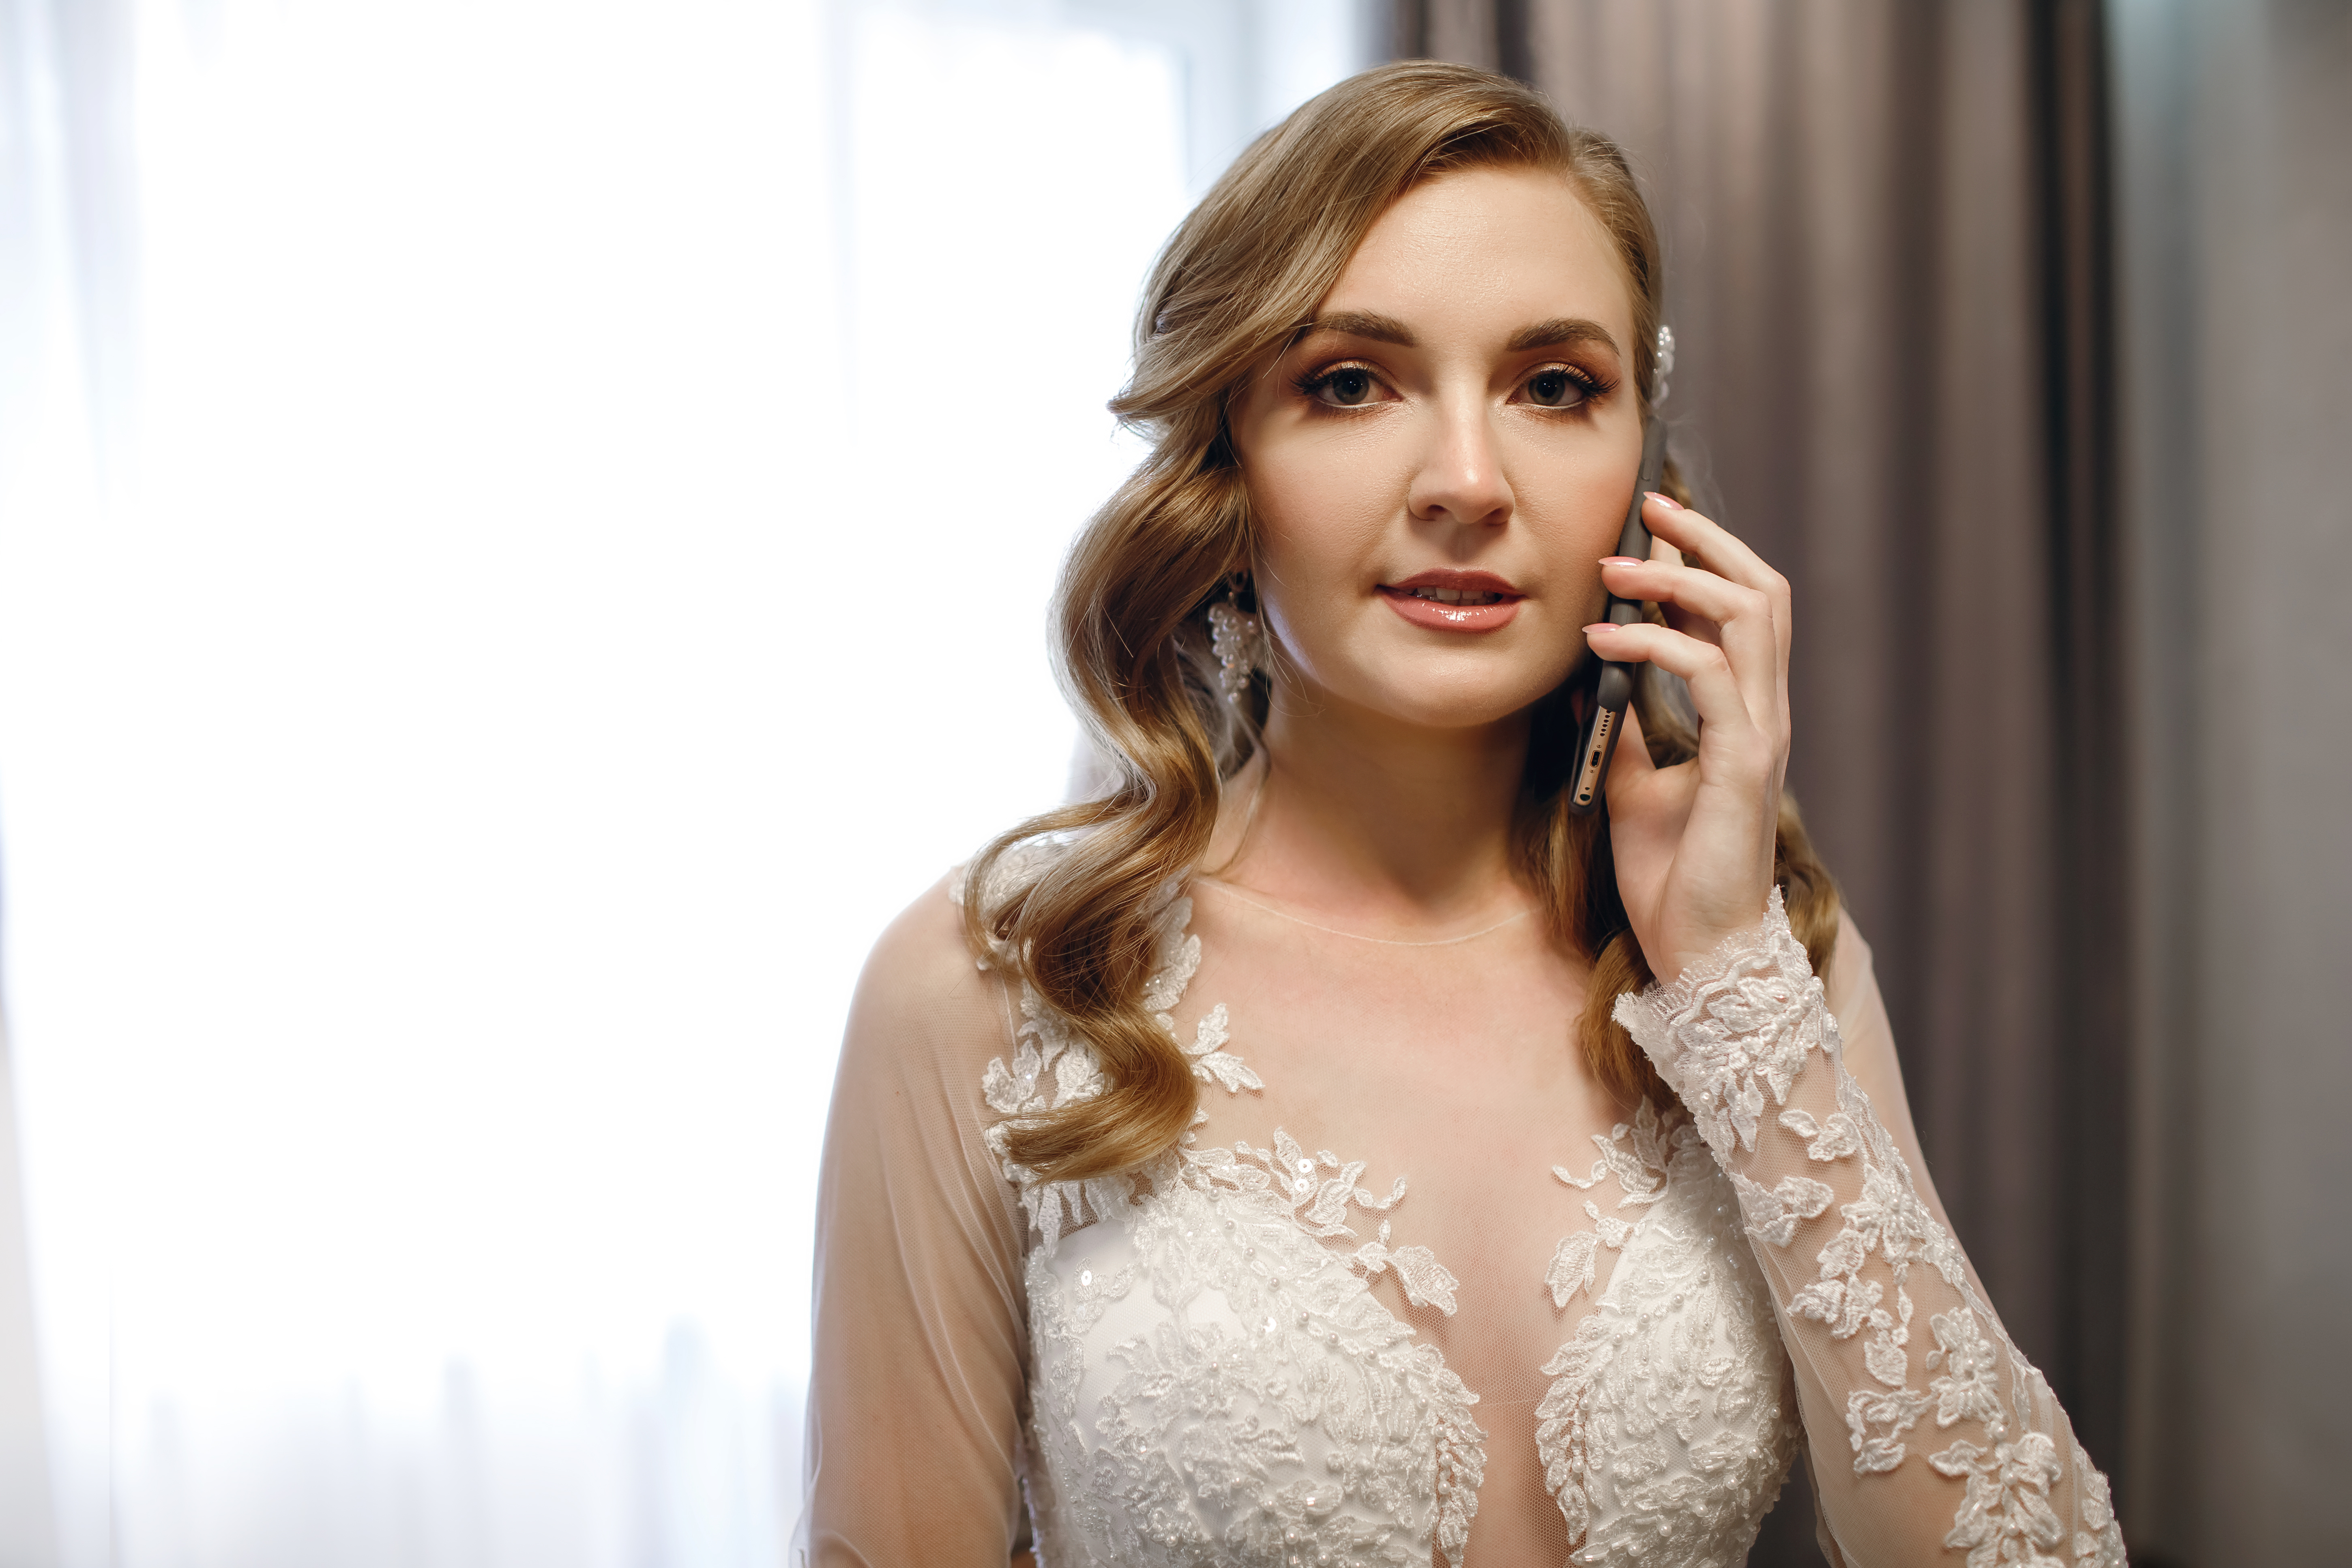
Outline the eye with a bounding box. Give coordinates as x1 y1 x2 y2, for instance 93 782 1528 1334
1299 363 1389 408
1519 365 1599 409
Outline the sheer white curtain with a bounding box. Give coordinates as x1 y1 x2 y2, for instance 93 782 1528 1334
0 2 1374 1563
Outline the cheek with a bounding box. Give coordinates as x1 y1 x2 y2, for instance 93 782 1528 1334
1245 456 1397 667
1250 432 1399 540
1520 449 1633 607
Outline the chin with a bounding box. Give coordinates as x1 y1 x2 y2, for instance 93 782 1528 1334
1362 674 1561 732
1279 640 1574 733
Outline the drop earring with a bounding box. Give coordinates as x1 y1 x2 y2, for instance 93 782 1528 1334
1206 579 1265 707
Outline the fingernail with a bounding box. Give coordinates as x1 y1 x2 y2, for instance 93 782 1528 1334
1599 556 1644 567
1645 490 1682 509
1584 622 1618 634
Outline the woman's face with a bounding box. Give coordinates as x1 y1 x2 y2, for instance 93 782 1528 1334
1228 164 1643 735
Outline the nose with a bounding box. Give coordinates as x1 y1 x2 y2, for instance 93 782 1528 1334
1405 393 1513 529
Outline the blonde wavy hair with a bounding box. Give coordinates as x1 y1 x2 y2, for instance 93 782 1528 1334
966 61 1839 1183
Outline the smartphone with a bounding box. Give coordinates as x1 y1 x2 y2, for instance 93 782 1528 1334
1567 416 1669 815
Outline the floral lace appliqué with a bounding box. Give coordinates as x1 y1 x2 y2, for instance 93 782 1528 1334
977 879 1262 1256
975 864 1486 1567
1545 1098 1674 1308
1534 1099 1800 1564
1614 890 2127 1567
1186 1127 1462 1315
1185 1134 1484 1560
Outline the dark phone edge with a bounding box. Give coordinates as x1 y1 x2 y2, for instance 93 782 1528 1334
1567 418 1670 815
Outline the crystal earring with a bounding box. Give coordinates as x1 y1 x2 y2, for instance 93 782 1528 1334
1653 323 1677 406
1206 583 1265 706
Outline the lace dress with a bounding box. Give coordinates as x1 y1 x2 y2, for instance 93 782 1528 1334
800 848 2125 1568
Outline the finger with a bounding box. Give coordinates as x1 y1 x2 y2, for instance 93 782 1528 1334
1603 560 1717 647
1642 534 1707 635
1637 493 1781 601
1583 620 1769 772
1598 556 1779 734
1639 494 1792 672
1605 536 1713 644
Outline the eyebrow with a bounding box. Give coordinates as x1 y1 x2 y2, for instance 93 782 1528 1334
1295 310 1416 347
1506 317 1618 354
1293 312 1620 355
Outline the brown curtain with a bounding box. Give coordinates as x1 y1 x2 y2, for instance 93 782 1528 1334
1388 4 2129 1563
2111 6 2352 1564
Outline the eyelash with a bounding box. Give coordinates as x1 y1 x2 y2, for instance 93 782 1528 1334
1519 363 1612 408
1293 360 1383 403
1290 360 1616 409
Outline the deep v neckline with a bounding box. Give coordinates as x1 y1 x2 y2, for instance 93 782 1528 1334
975 858 1801 1568
1159 883 1762 1564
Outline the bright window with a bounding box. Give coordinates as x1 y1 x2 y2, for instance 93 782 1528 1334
0 2 1373 1562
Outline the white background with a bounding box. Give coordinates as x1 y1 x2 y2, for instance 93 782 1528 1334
0 2 1375 1562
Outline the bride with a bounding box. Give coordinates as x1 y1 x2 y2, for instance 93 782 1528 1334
800 61 2123 1568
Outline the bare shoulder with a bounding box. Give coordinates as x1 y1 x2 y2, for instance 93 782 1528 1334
841 870 1013 1076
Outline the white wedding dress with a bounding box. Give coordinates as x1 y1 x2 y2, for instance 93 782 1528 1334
800 841 2125 1568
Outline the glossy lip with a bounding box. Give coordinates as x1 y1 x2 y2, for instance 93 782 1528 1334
1376 568 1526 633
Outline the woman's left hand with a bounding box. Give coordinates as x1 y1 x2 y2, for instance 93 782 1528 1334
1581 491 1792 984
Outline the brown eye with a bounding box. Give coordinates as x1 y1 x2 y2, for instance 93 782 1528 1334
1524 368 1589 408
1318 368 1376 406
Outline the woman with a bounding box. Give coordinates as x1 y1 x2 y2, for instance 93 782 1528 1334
802 62 2123 1568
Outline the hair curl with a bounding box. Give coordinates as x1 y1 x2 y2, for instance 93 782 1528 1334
966 61 1839 1183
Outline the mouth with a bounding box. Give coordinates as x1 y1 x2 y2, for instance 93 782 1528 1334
1396 584 1511 606
1376 570 1526 633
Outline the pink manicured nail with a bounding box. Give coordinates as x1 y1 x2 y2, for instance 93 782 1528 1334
1600 556 1644 567
1645 490 1682 509
1584 622 1618 634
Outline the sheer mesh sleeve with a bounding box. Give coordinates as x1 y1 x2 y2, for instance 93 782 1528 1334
798 875 1032 1566
1615 892 2125 1568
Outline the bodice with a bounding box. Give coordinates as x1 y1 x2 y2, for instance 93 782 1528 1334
981 881 1803 1567
776 849 2139 1567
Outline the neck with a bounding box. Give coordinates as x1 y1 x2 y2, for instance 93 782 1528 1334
1211 690 1532 928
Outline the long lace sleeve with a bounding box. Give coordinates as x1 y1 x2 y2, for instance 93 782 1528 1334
1614 892 2125 1568
798 877 1032 1566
